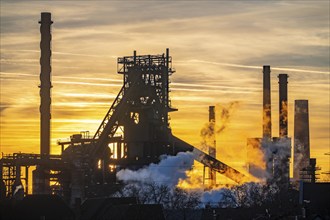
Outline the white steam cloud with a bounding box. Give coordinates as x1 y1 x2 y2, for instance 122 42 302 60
260 138 291 184
115 150 281 208
116 152 195 187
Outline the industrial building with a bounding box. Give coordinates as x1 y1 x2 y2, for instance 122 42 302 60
247 66 291 186
246 66 320 186
0 12 245 205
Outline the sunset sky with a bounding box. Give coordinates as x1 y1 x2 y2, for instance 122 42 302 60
0 1 329 181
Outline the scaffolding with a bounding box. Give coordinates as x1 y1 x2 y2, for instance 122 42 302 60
0 153 65 198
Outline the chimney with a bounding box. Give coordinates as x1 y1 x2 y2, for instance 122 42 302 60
34 12 53 194
263 65 272 139
293 100 310 180
208 106 216 158
208 106 216 187
39 12 52 158
278 74 288 138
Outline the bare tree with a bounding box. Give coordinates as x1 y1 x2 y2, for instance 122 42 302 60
114 181 200 209
169 188 200 209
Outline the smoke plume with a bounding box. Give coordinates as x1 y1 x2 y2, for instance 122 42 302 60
279 101 288 137
200 101 240 152
200 101 240 137
246 138 266 179
115 150 282 209
217 101 240 133
261 138 291 184
117 152 194 187
115 151 202 208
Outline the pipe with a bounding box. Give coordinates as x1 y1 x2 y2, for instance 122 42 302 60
278 74 288 138
263 65 272 139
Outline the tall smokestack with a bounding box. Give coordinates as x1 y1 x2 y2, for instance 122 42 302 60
278 74 288 138
34 12 52 194
293 100 310 180
208 106 216 187
39 12 52 158
263 65 272 139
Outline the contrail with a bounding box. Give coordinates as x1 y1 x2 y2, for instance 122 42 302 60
3 49 329 75
0 72 36 77
177 59 330 75
55 81 121 87
1 49 117 59
0 72 122 83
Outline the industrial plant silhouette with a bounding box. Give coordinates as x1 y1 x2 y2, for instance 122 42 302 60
0 12 329 220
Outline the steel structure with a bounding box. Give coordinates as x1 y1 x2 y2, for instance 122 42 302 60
0 47 247 202
56 49 246 203
0 153 65 199
0 13 246 204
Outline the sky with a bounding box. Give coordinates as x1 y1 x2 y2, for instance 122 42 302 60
0 1 329 181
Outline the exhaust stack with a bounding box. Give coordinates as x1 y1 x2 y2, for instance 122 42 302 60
293 100 310 180
278 74 288 138
39 12 52 158
209 106 216 187
34 12 53 194
263 65 272 140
